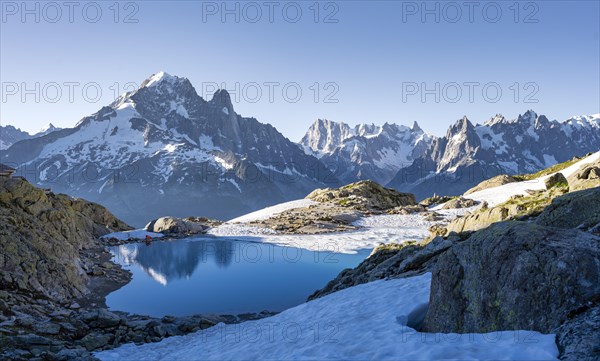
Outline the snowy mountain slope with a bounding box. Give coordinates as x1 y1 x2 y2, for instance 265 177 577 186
300 119 433 185
0 125 30 150
2 72 338 226
387 110 600 199
0 123 61 150
95 273 558 361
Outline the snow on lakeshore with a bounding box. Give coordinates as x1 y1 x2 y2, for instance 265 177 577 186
463 151 600 207
227 199 316 223
95 273 558 361
101 230 163 241
209 213 433 254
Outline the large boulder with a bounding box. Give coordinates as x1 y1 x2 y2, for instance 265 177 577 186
535 187 600 232
422 221 600 333
544 172 569 190
306 180 416 211
444 206 509 234
567 160 600 191
145 217 207 235
464 175 517 195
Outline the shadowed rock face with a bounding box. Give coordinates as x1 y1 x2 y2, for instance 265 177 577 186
421 221 600 334
535 187 600 233
0 178 130 302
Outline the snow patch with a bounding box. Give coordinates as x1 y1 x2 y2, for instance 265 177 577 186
227 199 316 223
464 151 600 207
95 273 558 361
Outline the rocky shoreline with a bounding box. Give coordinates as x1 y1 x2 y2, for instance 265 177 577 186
1 237 275 361
0 179 273 360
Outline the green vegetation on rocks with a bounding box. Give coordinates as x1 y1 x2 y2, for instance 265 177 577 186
0 178 130 302
422 221 600 335
306 180 416 211
249 180 418 235
464 175 517 195
512 156 583 181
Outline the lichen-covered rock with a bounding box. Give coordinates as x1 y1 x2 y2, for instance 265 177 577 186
247 181 417 235
567 160 600 191
0 178 130 302
146 217 205 235
422 221 600 334
444 206 509 234
248 204 361 234
306 180 416 211
464 175 517 195
444 187 567 235
535 187 600 232
545 172 569 190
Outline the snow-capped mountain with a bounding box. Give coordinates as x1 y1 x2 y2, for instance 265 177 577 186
0 123 61 150
300 119 433 185
387 110 600 199
2 72 337 226
34 123 62 137
0 125 30 150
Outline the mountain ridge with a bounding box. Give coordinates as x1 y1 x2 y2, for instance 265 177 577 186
2 72 338 226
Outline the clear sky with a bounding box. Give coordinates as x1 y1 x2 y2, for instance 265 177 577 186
1 0 599 140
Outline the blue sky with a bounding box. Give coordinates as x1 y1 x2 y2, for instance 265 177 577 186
1 0 599 139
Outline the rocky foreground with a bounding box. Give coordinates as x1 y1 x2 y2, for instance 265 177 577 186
0 178 269 360
310 157 600 360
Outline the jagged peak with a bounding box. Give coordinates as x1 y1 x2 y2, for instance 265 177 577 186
484 114 506 126
40 123 57 132
210 89 234 113
453 116 474 130
518 109 538 123
411 121 422 132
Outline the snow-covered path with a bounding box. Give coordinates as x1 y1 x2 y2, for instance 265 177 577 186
463 151 599 207
95 273 558 361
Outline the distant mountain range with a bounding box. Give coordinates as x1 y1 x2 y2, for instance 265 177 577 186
385 111 600 198
0 123 61 150
302 110 600 199
2 71 598 225
300 119 432 185
1 72 335 226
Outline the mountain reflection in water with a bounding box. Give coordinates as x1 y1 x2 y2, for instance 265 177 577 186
107 238 368 316
114 240 236 285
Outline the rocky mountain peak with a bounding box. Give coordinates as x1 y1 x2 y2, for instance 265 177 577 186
518 109 538 124
411 121 422 132
210 89 234 114
447 116 475 138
